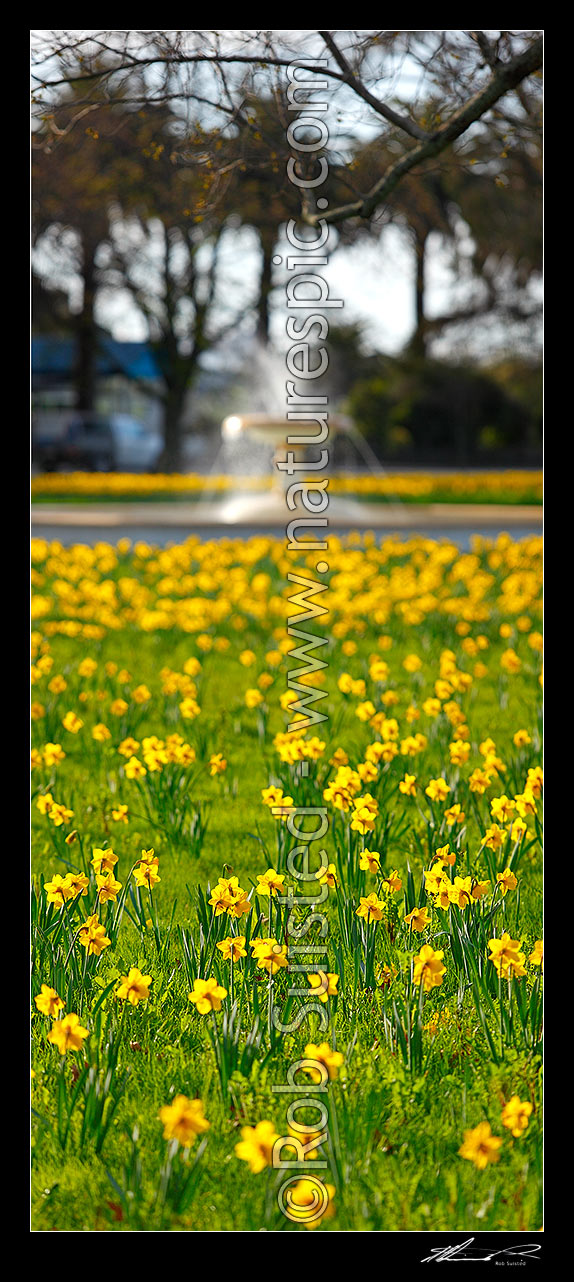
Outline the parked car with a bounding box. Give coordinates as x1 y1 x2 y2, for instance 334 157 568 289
39 414 162 472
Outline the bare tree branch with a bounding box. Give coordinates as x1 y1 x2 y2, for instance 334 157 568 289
302 36 542 225
319 30 429 140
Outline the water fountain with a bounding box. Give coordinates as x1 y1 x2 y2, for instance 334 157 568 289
194 342 406 529
215 410 363 525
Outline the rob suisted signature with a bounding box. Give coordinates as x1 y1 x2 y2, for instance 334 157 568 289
421 1237 541 1263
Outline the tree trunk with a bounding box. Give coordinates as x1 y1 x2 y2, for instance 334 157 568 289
75 238 98 411
156 392 184 474
156 384 187 472
410 230 428 359
256 235 274 346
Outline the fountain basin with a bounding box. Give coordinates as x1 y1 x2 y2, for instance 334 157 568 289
222 412 352 447
217 409 395 526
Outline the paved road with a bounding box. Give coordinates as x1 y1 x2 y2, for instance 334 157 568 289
31 500 542 550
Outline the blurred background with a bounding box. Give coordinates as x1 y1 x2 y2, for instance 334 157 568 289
31 30 542 481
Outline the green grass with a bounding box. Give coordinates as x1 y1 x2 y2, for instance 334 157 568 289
30 488 543 507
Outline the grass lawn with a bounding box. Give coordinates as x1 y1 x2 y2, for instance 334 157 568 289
31 530 543 1232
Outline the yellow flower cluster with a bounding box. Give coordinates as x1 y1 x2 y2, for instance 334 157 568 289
32 469 542 503
31 532 543 642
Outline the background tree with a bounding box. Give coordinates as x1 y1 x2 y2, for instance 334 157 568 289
345 107 542 361
33 87 256 468
32 92 119 410
344 132 458 358
103 106 254 468
31 31 542 467
199 90 359 346
220 93 300 346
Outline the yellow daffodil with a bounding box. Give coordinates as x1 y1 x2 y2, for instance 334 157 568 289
96 870 122 903
256 868 286 897
356 893 386 924
317 863 339 890
188 977 227 1014
78 915 111 956
459 1121 503 1169
496 868 518 896
404 905 430 932
425 778 451 802
488 933 526 979
208 876 251 918
91 847 118 875
159 1095 210 1146
111 804 129 823
47 1013 89 1054
359 849 381 874
307 971 339 1003
62 711 83 734
529 940 543 968
44 874 76 907
133 863 161 891
216 936 247 962
399 773 417 796
35 985 65 1018
286 1178 336 1229
116 967 152 1005
252 939 288 974
413 944 446 991
235 1120 279 1173
303 1042 344 1082
501 1096 533 1138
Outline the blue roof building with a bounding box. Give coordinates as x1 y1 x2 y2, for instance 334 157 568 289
32 337 161 388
